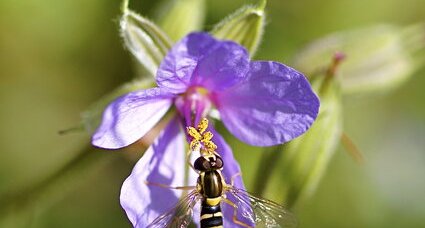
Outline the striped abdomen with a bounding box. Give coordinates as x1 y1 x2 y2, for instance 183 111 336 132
199 170 224 228
200 201 223 228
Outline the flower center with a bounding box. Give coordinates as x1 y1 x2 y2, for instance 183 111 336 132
175 87 212 127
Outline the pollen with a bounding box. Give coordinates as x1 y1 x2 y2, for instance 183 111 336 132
187 118 218 154
197 118 209 134
187 126 202 141
202 131 213 142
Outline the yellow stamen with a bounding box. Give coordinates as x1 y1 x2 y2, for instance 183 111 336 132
197 118 209 134
187 118 218 154
202 131 213 142
190 140 201 152
187 126 202 141
204 141 217 151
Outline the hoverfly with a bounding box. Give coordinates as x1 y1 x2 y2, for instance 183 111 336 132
146 118 297 228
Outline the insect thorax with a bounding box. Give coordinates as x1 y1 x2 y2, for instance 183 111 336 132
198 170 223 199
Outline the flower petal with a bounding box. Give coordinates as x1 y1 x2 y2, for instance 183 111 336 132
156 32 250 93
156 32 216 94
120 118 185 227
210 128 245 190
92 87 173 149
209 128 253 227
217 61 320 146
190 39 250 91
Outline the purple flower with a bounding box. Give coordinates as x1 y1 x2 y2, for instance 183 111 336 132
92 32 319 227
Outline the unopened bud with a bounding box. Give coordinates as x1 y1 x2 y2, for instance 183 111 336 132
121 9 172 77
211 0 267 56
293 24 425 95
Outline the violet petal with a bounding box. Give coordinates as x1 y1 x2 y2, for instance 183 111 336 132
217 61 320 146
190 39 250 91
92 87 174 149
156 32 250 93
156 32 216 94
209 128 245 190
120 118 185 227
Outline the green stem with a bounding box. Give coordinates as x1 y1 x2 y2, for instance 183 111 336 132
252 144 286 196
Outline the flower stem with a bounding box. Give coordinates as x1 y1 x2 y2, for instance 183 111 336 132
252 144 286 196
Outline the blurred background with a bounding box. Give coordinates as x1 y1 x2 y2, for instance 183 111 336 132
0 0 424 227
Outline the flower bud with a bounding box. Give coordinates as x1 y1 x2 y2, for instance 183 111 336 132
211 0 267 56
120 9 172 77
293 24 425 95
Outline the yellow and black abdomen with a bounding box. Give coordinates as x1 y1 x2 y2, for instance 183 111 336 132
200 201 223 228
199 170 224 228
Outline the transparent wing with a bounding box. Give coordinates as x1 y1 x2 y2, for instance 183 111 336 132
147 190 201 228
226 187 297 228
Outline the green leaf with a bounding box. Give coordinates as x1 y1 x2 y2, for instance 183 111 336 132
120 9 173 77
81 79 156 133
154 0 206 41
293 24 425 95
211 0 266 56
259 75 343 208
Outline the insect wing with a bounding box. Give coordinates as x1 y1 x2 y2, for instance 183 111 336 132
147 190 200 228
226 187 297 228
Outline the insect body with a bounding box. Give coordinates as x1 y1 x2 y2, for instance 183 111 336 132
147 118 296 228
195 153 225 228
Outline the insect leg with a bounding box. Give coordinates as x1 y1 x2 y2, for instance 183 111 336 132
222 198 253 228
230 172 242 186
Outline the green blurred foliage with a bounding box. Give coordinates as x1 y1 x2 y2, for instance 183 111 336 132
1 0 424 227
154 0 206 41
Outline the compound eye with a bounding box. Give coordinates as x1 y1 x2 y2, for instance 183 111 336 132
214 156 223 169
207 156 223 169
194 157 211 171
